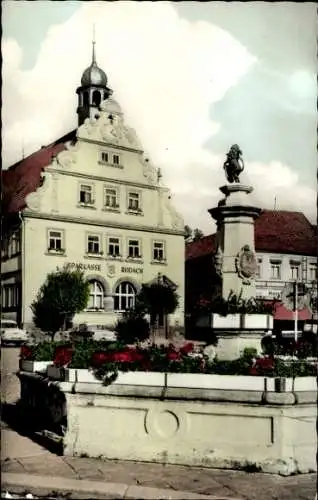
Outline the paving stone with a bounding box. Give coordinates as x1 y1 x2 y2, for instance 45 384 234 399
20 455 78 479
1 459 26 474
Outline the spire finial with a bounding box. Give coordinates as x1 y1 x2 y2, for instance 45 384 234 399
92 24 96 64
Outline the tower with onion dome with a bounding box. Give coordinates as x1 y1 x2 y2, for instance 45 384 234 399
76 37 112 125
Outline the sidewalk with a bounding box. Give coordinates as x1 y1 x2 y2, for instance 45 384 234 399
1 425 316 500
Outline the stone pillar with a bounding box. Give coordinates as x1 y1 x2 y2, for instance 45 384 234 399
209 184 261 301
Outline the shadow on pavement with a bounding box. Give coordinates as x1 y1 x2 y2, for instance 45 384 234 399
1 402 63 456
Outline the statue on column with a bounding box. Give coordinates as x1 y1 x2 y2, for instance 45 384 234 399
223 144 244 183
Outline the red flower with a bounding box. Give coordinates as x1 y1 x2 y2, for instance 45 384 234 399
250 356 275 375
20 345 33 360
113 350 135 363
180 342 194 355
168 350 181 361
53 346 73 367
91 351 113 367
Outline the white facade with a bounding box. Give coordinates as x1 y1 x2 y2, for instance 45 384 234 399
1 97 185 330
255 252 317 300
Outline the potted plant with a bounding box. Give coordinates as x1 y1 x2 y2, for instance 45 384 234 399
19 342 57 373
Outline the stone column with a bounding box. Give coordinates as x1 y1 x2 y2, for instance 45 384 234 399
209 184 261 301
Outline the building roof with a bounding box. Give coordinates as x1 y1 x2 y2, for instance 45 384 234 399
2 130 76 214
186 210 318 260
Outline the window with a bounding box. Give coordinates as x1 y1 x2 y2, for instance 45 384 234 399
107 237 121 257
1 237 9 259
153 241 165 261
290 262 300 280
100 152 109 164
128 192 140 211
114 282 136 312
87 235 101 254
256 259 262 278
2 285 18 309
270 261 281 280
309 263 317 281
87 281 104 310
104 187 119 209
83 91 89 107
48 230 63 251
128 239 141 259
92 90 101 107
113 154 120 165
79 184 93 205
10 231 21 256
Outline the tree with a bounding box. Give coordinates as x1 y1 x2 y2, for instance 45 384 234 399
184 225 193 241
31 266 90 340
137 283 179 338
184 225 204 242
193 228 204 241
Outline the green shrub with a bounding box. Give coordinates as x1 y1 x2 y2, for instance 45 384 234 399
116 315 150 345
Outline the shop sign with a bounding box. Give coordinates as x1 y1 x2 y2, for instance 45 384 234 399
67 262 101 272
121 266 143 274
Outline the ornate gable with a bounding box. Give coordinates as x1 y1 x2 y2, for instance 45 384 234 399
77 97 143 152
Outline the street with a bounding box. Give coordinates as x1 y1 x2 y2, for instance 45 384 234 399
1 347 20 404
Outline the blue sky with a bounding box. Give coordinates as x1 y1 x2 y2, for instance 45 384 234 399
3 1 316 231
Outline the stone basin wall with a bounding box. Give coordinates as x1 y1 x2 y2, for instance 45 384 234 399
17 372 317 476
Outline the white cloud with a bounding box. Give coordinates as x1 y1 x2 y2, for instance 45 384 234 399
2 1 315 233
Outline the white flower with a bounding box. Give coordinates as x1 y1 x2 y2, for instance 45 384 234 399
203 345 216 361
4 493 13 499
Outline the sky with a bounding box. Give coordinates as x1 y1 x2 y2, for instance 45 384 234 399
2 1 317 233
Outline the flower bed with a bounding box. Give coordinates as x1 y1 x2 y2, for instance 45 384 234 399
40 341 317 385
17 339 317 475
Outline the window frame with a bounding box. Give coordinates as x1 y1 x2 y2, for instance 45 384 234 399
309 262 317 281
270 261 281 280
104 185 120 210
290 261 301 281
114 281 136 312
127 238 142 259
107 235 122 258
256 258 262 279
86 233 103 255
79 182 95 206
47 228 65 253
127 189 142 213
87 280 104 311
100 151 109 164
152 240 166 262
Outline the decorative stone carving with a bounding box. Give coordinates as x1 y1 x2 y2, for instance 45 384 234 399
163 192 184 230
214 245 223 278
25 171 51 212
235 244 257 285
141 157 157 185
78 98 143 151
106 264 116 278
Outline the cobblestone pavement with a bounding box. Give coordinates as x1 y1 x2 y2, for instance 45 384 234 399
1 347 317 500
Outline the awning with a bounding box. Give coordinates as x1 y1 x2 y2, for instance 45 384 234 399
273 302 312 321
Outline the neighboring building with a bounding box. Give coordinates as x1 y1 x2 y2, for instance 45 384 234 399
1 43 185 331
186 210 317 325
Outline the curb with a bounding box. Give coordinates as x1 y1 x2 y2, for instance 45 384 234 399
2 473 242 500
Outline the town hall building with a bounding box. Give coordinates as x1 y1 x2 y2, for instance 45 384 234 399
1 42 185 331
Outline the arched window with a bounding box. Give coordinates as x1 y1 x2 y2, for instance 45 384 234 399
92 90 101 107
83 91 89 107
87 280 104 310
114 282 136 312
